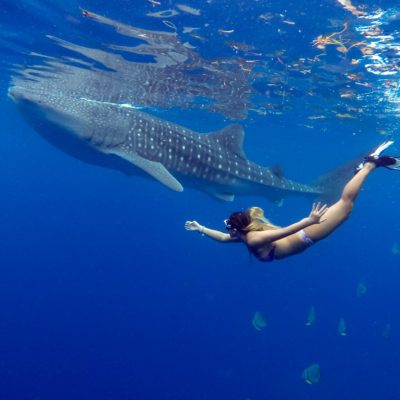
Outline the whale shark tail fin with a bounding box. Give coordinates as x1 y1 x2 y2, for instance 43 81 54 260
310 149 372 204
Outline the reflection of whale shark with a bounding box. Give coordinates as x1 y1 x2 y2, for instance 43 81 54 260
42 9 252 121
8 71 361 201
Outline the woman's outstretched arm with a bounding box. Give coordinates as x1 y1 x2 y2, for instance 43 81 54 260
247 202 328 246
185 221 239 242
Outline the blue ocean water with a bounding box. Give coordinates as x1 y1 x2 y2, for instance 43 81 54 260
1 0 400 399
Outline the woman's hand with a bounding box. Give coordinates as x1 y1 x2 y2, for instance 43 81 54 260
185 220 204 232
307 202 329 224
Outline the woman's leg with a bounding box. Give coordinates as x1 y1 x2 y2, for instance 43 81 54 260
304 162 375 242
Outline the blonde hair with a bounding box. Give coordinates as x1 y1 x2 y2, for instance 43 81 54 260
245 207 280 232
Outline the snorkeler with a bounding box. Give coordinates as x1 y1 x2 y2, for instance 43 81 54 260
185 141 400 262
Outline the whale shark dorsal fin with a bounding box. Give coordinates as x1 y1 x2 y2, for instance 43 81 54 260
104 149 184 192
271 164 284 179
208 124 246 159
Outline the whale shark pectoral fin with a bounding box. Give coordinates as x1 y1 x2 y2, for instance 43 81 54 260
105 149 183 192
131 154 184 192
211 192 235 201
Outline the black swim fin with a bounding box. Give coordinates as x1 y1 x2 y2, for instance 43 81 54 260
356 141 400 172
366 155 400 169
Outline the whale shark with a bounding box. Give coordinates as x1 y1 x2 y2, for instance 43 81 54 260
8 17 363 204
8 74 360 203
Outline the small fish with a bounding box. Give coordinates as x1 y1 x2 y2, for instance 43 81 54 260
356 282 367 298
392 242 400 255
305 306 316 326
338 317 347 336
252 311 267 331
302 364 321 384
